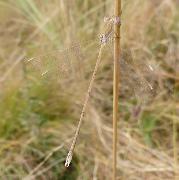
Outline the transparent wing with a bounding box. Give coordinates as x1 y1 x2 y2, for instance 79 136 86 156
24 40 103 108
119 48 159 104
25 40 100 81
25 41 159 106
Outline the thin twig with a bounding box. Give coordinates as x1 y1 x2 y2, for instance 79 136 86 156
113 0 121 179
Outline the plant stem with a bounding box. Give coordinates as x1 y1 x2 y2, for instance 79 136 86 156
113 0 121 179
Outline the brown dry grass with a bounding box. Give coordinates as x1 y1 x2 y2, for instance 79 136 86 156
0 0 179 179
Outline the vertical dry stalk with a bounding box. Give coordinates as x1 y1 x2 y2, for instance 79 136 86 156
113 0 121 179
173 116 178 180
173 77 178 180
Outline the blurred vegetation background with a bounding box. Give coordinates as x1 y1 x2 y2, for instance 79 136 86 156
0 0 179 179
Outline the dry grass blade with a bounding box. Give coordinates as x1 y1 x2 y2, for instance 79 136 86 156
23 144 64 180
